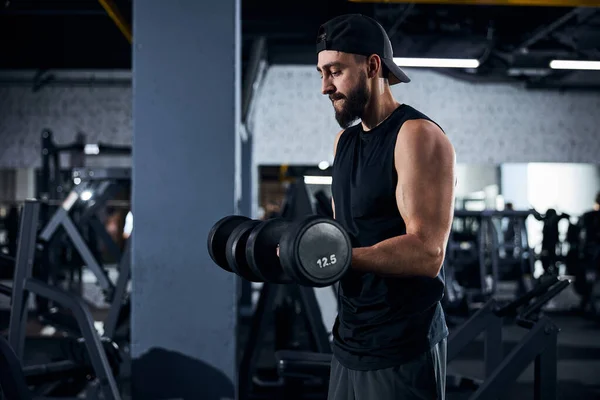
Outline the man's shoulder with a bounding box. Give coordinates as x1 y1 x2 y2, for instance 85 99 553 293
335 124 361 143
397 104 445 135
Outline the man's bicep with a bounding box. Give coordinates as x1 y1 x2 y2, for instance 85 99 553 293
395 121 455 246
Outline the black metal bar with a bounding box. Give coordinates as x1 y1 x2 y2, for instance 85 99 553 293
455 210 534 218
238 279 253 312
40 130 53 203
552 32 600 58
23 360 89 389
534 328 558 400
24 279 121 400
238 283 280 400
242 36 267 124
22 360 79 377
386 3 415 39
39 206 70 241
447 299 498 362
516 8 597 51
61 215 114 295
0 282 12 297
39 182 94 241
484 314 503 378
8 200 40 360
103 239 131 340
478 221 488 294
55 143 132 156
296 286 331 354
487 219 500 294
496 276 560 317
52 152 61 200
468 317 559 400
73 167 132 182
520 279 571 321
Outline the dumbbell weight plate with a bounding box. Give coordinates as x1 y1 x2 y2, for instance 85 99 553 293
246 219 294 284
207 215 251 272
279 216 351 287
225 220 264 282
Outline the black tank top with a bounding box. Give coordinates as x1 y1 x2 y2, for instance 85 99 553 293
331 104 448 370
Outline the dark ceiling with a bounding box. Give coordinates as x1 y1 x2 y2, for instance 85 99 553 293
1 0 599 89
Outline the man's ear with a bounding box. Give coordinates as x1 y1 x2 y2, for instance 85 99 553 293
366 54 382 79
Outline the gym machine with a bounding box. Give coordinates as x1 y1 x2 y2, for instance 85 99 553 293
38 129 131 210
39 168 131 299
237 282 333 400
1 200 122 399
565 209 600 319
446 210 536 306
275 275 570 400
33 167 132 344
35 129 131 316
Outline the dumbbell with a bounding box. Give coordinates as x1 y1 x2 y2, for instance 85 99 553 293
207 216 264 282
207 215 352 287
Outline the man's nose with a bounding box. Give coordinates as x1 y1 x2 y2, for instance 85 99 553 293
321 78 335 96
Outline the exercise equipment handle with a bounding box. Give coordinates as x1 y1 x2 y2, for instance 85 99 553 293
495 276 561 318
516 279 571 328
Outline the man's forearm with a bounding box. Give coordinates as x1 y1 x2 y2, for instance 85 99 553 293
351 234 443 278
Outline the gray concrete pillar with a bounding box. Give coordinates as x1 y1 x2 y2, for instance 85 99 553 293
132 0 240 398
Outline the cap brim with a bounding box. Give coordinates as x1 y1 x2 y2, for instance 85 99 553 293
383 58 410 85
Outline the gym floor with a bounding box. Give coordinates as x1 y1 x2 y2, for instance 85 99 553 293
3 310 599 399
1 269 599 399
1 271 600 400
448 313 600 399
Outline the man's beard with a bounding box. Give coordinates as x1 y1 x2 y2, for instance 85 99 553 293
331 73 369 129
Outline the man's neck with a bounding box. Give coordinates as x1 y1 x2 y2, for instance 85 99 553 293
594 204 600 211
360 89 400 131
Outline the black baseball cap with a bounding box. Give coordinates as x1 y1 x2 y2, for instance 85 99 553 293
316 14 410 84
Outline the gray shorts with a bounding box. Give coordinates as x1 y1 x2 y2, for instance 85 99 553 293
327 338 447 400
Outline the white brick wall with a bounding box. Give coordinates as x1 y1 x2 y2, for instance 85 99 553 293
0 85 132 168
1 66 599 169
251 66 600 165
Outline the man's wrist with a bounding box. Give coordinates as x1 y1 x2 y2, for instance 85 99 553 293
351 246 372 271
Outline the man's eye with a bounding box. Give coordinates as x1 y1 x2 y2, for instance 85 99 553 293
331 71 341 76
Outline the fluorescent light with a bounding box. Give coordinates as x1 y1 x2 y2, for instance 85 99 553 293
394 58 480 69
304 176 332 185
84 144 100 155
549 60 600 70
